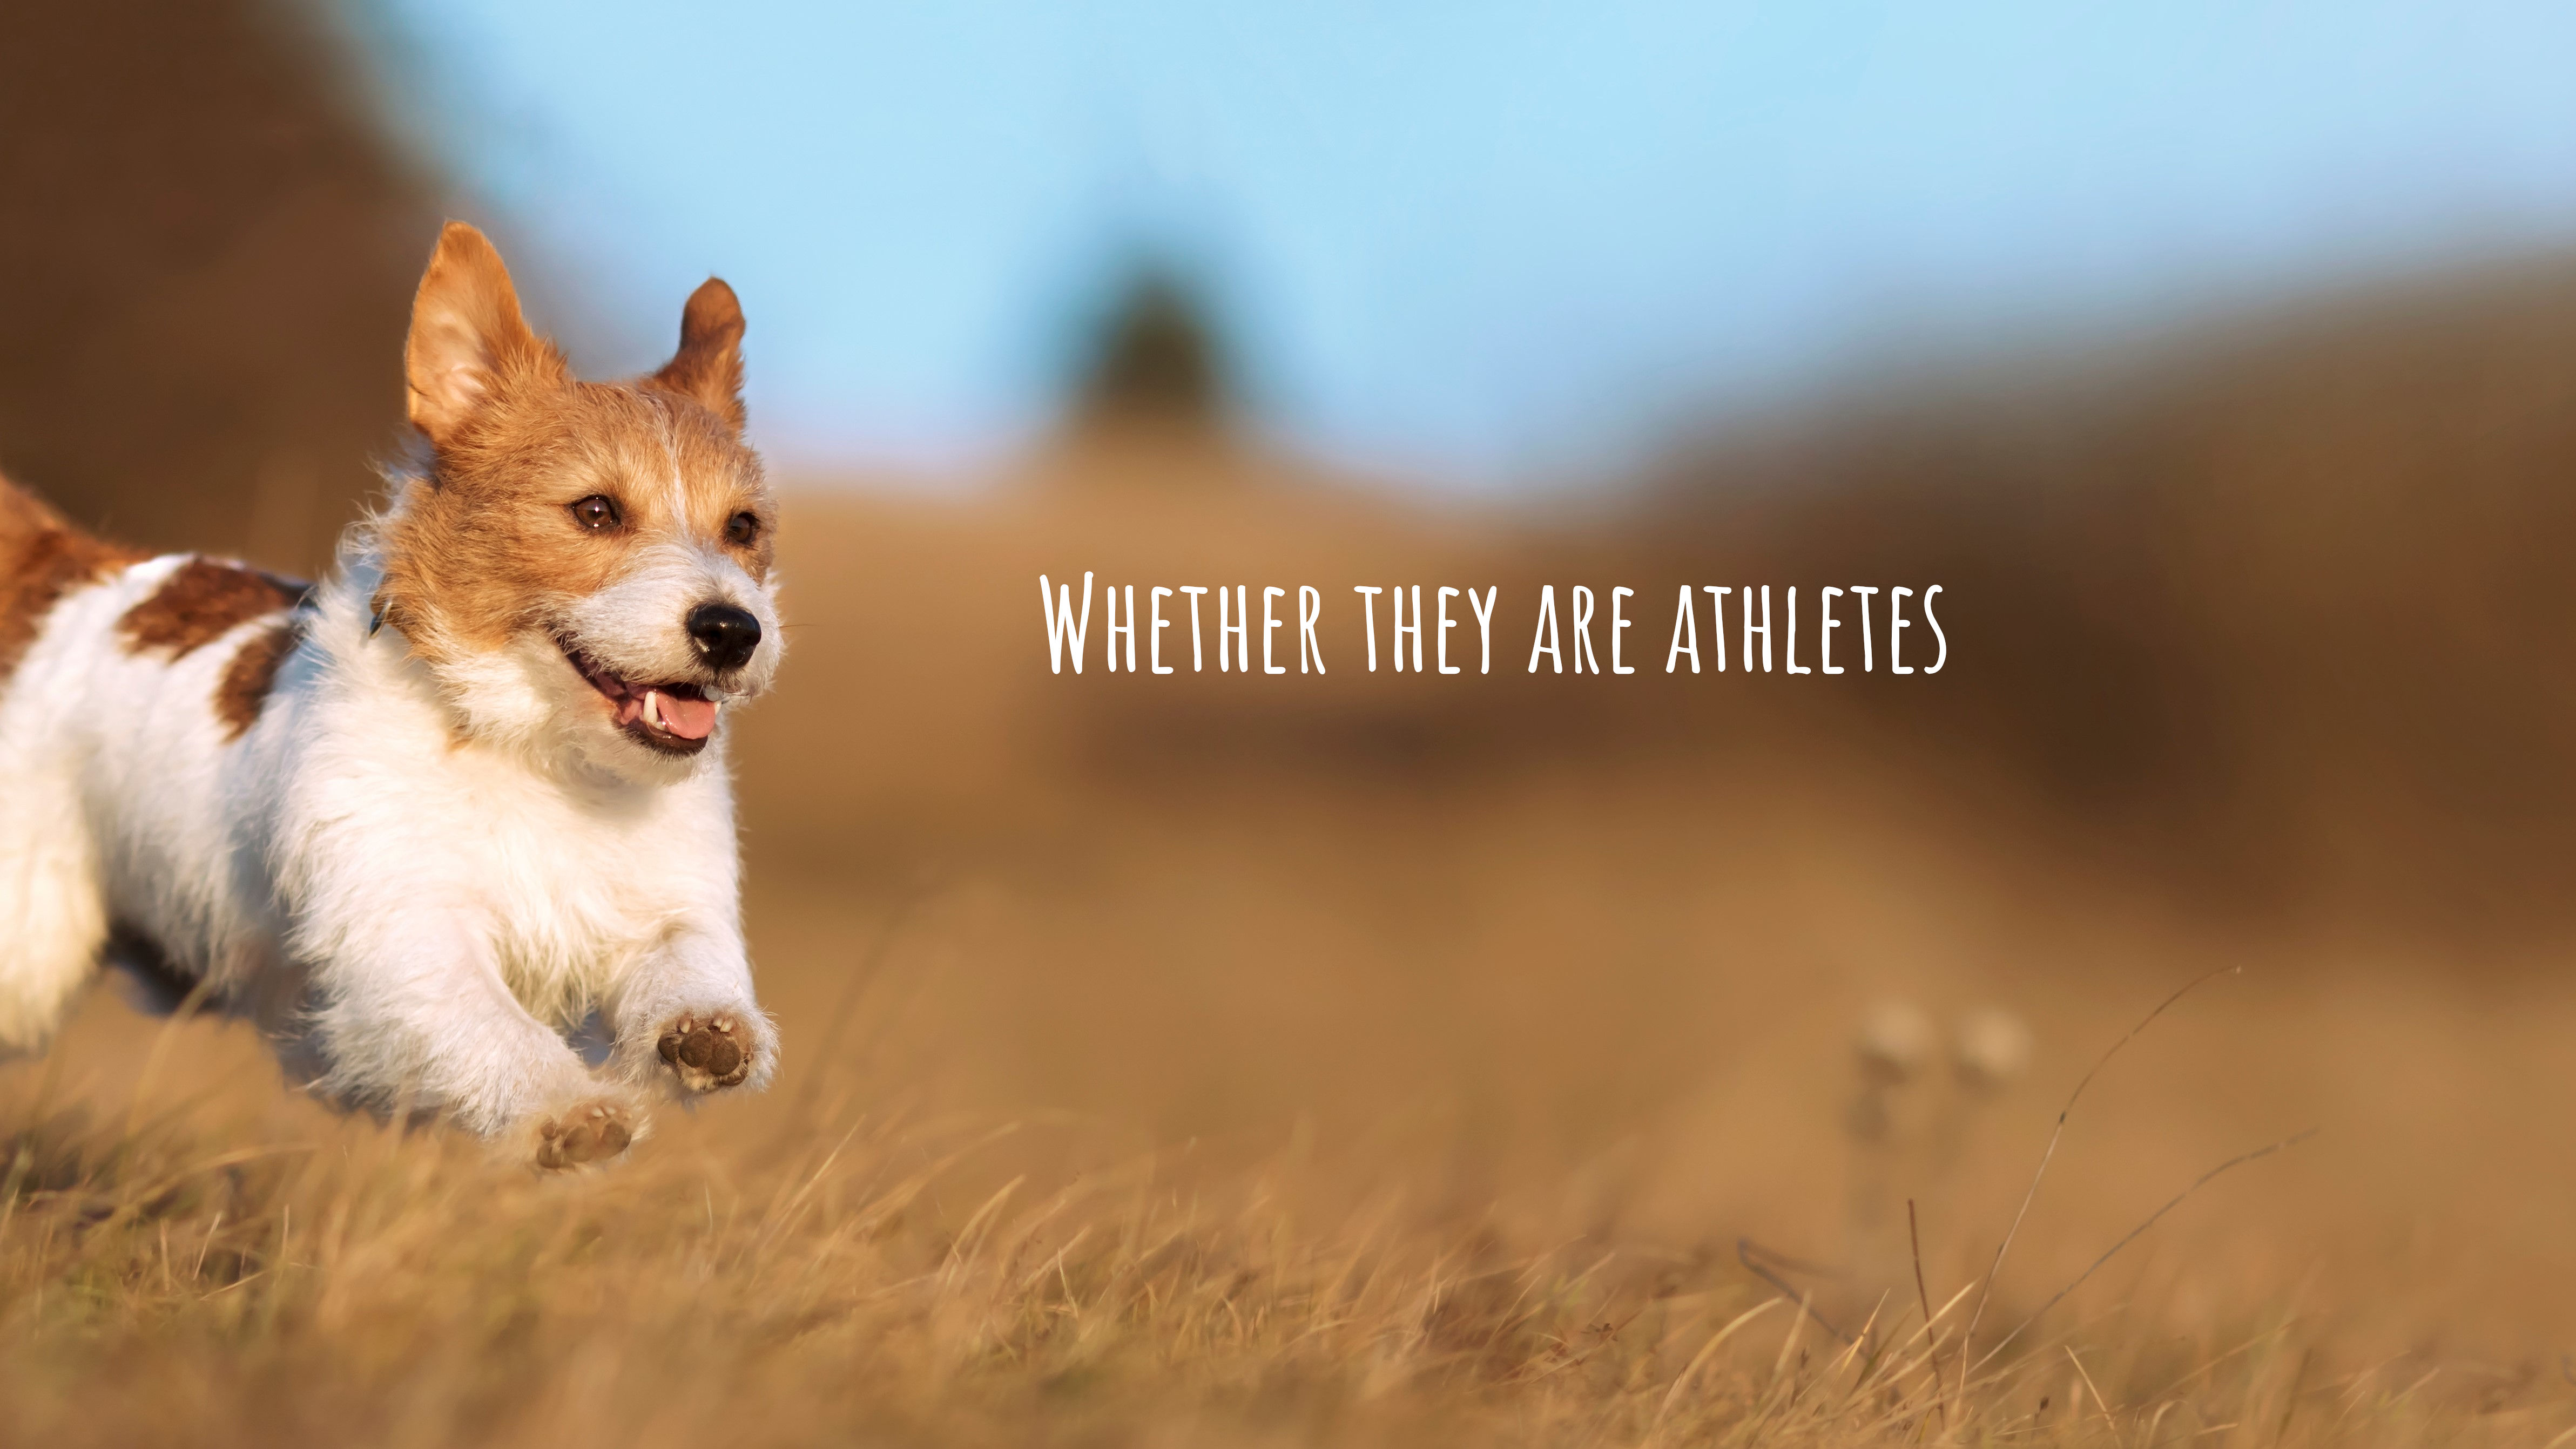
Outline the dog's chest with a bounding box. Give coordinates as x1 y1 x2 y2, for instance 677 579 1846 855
387 754 730 1001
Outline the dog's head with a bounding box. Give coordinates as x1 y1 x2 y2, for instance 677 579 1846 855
374 222 781 781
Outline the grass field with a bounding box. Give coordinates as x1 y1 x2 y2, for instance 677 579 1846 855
11 5 2576 1433
7 453 2576 1446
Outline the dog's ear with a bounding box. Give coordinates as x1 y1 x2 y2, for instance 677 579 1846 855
652 278 746 435
404 222 563 449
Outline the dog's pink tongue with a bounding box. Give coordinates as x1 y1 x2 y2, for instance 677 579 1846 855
652 689 718 740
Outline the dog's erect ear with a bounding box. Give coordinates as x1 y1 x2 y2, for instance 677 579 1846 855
404 222 562 449
652 278 746 434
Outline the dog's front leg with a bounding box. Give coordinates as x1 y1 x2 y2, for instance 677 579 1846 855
308 912 644 1170
605 925 778 1101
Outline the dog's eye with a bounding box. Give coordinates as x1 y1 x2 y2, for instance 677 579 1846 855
725 511 760 546
570 496 622 531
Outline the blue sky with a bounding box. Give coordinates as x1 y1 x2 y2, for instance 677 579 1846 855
356 1 2576 485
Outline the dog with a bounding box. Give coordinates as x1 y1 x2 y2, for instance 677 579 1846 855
0 222 783 1169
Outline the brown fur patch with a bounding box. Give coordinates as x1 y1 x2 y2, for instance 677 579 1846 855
1 473 149 683
214 618 302 741
120 557 307 658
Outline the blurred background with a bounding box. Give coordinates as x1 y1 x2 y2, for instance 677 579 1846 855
12 0 2576 1369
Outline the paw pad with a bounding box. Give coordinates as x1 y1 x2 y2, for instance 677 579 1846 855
535 1101 634 1170
657 1013 751 1091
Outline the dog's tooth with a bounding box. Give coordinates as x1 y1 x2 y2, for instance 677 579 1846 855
643 690 664 731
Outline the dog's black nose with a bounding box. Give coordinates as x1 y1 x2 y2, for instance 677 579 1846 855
686 602 761 673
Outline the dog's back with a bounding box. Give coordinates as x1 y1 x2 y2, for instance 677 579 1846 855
0 475 143 1048
1 473 141 671
0 468 60 564
0 473 318 1051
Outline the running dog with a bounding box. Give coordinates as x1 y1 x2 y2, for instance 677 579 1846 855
0 222 783 1169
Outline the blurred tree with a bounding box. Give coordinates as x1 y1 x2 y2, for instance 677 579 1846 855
0 0 437 573
1068 263 1235 436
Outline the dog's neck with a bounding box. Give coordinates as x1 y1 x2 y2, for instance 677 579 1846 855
316 540 723 797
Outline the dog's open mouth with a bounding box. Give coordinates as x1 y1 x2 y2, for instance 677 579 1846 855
560 640 718 754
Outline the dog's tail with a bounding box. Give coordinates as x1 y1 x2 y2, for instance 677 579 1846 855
0 466 72 555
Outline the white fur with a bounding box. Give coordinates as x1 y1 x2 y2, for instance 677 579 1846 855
0 512 780 1153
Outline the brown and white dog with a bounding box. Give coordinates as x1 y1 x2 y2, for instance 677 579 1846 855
0 223 783 1168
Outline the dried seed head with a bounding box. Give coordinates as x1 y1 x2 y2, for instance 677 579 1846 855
1953 1007 2033 1091
1855 1000 1935 1086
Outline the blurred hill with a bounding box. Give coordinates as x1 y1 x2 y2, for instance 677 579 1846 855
757 255 2576 946
0 0 435 574
1631 258 2576 937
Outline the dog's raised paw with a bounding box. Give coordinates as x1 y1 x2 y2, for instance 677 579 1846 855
534 1099 636 1170
656 1012 754 1092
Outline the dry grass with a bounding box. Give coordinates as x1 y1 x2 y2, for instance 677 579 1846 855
6 1007 2561 1449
